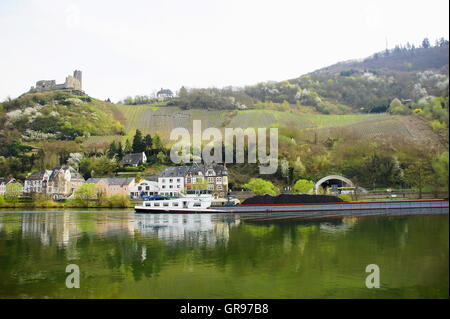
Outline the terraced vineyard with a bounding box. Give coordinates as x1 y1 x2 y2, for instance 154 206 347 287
84 105 443 147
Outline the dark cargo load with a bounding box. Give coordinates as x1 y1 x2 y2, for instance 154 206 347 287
241 194 344 205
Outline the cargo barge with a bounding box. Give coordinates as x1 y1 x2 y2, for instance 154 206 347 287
211 199 449 213
135 189 448 215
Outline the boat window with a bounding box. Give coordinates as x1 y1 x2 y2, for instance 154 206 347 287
154 203 160 207
173 202 179 207
145 203 151 207
193 202 201 207
163 202 169 207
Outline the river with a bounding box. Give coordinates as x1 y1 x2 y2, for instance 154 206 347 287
0 210 448 298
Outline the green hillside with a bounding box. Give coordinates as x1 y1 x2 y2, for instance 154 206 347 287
119 42 448 132
243 44 449 114
0 90 125 142
84 105 446 149
0 40 447 191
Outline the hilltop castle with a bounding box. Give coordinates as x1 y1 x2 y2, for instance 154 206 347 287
30 70 83 93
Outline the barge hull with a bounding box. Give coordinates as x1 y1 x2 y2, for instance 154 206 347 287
134 207 221 213
134 199 449 215
212 199 449 213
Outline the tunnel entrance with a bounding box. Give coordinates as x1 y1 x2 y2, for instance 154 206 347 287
314 175 354 195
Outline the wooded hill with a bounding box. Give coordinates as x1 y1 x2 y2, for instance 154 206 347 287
123 40 449 120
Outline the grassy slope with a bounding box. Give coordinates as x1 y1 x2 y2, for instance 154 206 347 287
0 90 124 140
85 105 443 147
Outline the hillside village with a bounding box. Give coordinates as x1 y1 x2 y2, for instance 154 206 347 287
0 160 229 202
0 39 449 207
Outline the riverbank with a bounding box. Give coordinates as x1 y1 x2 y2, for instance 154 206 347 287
0 203 132 208
0 195 131 209
1 196 448 209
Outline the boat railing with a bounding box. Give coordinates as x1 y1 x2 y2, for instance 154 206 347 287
142 195 179 201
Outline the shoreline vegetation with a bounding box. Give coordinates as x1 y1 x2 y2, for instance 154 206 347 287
0 198 131 209
0 193 447 209
0 190 131 209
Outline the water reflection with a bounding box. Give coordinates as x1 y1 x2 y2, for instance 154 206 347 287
9 211 135 247
0 211 245 248
319 217 359 234
0 211 448 298
134 213 240 245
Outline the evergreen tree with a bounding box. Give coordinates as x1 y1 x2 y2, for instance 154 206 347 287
124 139 132 153
132 129 145 153
422 37 430 49
117 141 124 160
144 134 153 153
107 141 118 159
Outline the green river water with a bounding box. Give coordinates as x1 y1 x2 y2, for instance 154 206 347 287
0 210 448 298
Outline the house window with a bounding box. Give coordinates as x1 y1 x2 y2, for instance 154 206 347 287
162 185 166 189
217 185 223 190
146 186 149 190
177 178 181 182
138 186 142 191
216 177 222 183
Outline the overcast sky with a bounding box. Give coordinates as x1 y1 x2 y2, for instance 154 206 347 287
0 0 448 102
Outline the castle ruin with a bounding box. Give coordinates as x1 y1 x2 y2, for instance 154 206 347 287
30 70 83 93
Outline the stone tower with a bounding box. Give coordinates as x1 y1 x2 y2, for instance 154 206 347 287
30 70 84 93
73 70 82 90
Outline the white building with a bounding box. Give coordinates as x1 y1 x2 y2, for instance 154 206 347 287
156 88 174 99
23 170 52 194
130 180 159 199
24 166 84 198
157 166 189 196
47 166 85 199
157 163 229 198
